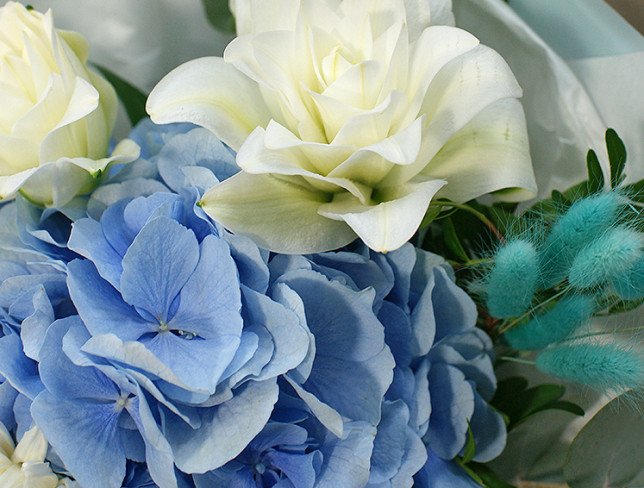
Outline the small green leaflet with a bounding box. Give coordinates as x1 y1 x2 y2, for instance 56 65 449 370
605 128 627 188
491 377 584 431
466 463 518 488
201 0 236 33
443 217 470 262
585 149 604 194
94 65 147 126
461 422 477 464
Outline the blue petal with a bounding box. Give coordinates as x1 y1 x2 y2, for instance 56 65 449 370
31 392 126 488
468 392 507 463
120 217 200 322
0 381 18 429
316 421 376 487
168 235 242 339
140 332 240 393
431 268 477 342
68 259 154 341
68 216 124 288
157 127 238 192
277 270 394 427
414 449 480 488
0 332 43 400
425 363 475 460
37 316 120 401
127 391 178 488
226 233 270 293
166 379 279 473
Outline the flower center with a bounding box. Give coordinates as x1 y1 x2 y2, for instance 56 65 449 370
115 394 131 412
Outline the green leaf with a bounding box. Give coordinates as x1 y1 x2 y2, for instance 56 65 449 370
606 128 627 188
461 422 477 464
547 400 585 417
623 178 644 203
492 380 583 431
419 203 444 229
550 189 570 208
564 394 644 488
585 149 605 194
443 217 470 262
94 65 147 125
468 463 518 488
607 297 644 314
201 0 236 33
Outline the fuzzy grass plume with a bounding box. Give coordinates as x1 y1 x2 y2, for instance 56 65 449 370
568 227 643 290
538 192 625 288
485 239 539 318
505 295 595 350
536 342 644 394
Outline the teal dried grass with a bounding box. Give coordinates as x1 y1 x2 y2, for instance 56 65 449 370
539 192 624 288
536 342 644 393
612 257 644 300
505 295 594 350
486 239 539 318
568 227 643 289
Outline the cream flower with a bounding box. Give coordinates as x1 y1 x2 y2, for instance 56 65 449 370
0 423 61 488
0 2 138 207
148 0 536 253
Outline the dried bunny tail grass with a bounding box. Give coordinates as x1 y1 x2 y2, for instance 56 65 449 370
536 341 644 394
505 294 595 350
611 256 644 301
539 192 627 288
485 239 539 318
568 226 643 290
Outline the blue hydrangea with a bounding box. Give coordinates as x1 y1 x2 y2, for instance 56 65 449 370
195 392 376 487
0 119 506 488
282 243 506 483
0 200 76 436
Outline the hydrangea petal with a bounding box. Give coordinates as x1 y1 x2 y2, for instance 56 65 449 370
120 217 200 321
31 392 126 488
166 379 279 473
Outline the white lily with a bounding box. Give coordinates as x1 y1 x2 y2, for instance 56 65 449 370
0 423 61 488
148 0 536 253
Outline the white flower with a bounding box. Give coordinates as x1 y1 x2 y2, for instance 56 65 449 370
148 0 536 253
0 423 60 488
0 2 138 207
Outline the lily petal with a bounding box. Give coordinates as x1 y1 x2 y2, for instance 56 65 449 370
201 172 357 253
421 98 536 202
318 179 446 252
147 57 271 150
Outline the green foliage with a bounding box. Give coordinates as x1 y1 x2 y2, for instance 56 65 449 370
606 128 627 188
466 463 518 488
443 217 470 262
564 394 644 488
94 65 147 125
201 0 236 33
585 149 604 194
491 377 584 431
461 422 477 464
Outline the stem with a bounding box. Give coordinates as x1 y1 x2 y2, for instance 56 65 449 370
499 356 536 365
427 201 505 243
498 289 568 335
561 326 644 342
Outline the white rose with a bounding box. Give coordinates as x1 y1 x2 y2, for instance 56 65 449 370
0 2 138 207
148 0 536 253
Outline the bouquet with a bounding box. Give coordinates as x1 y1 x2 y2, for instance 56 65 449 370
0 1 641 487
